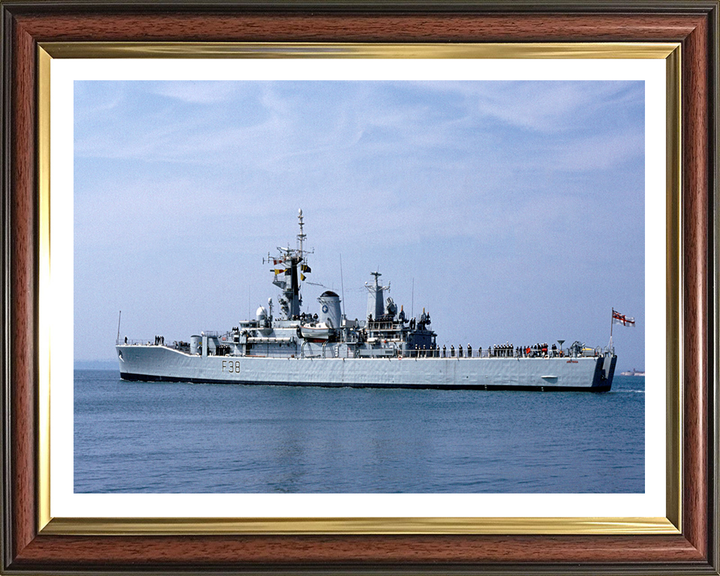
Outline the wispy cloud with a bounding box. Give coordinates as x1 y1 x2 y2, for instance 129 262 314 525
146 81 241 104
413 80 643 133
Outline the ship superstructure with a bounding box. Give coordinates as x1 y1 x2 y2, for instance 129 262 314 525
116 210 617 391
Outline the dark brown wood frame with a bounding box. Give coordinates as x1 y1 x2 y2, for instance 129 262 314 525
1 2 717 574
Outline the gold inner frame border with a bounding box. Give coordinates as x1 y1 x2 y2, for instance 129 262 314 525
36 41 682 536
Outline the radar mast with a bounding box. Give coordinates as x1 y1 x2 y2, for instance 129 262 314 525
365 271 390 320
269 209 312 319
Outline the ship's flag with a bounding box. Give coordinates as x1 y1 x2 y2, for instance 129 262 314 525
301 264 312 273
612 309 636 327
272 268 285 275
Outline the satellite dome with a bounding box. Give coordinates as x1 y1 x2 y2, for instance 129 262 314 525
320 290 339 298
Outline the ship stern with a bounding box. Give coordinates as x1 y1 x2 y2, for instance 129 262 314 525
591 353 617 392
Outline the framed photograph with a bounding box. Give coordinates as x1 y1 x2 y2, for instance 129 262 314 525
2 1 717 574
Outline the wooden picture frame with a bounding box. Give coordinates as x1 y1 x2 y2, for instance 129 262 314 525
1 1 717 573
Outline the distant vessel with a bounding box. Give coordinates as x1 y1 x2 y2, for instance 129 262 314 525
116 211 617 391
619 368 645 376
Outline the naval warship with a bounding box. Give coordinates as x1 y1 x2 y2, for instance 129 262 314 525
116 210 617 391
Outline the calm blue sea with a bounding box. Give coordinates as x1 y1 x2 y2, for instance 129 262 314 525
74 371 644 493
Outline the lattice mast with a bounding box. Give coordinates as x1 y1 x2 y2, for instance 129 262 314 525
269 209 312 319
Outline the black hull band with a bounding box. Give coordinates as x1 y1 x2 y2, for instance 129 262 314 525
119 372 612 393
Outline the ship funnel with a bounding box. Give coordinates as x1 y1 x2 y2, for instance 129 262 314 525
318 291 341 329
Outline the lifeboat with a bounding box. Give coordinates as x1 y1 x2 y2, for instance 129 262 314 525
300 323 332 342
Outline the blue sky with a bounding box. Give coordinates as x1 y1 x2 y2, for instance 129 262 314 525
75 80 645 369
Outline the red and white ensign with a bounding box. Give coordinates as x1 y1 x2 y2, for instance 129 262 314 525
612 309 636 327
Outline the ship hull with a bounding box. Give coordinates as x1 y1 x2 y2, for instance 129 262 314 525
116 345 616 392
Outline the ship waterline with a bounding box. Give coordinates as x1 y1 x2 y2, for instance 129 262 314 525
116 210 617 392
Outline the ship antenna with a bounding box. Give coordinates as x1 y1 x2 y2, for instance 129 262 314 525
116 310 122 344
297 208 305 256
340 254 346 318
411 278 415 319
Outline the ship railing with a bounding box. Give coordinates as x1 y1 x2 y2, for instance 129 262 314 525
428 347 602 359
117 338 192 349
116 339 153 346
403 348 440 358
354 346 603 359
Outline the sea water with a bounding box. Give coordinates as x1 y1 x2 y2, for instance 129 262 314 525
74 371 644 493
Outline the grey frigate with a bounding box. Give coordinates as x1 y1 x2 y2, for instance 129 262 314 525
116 210 617 391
